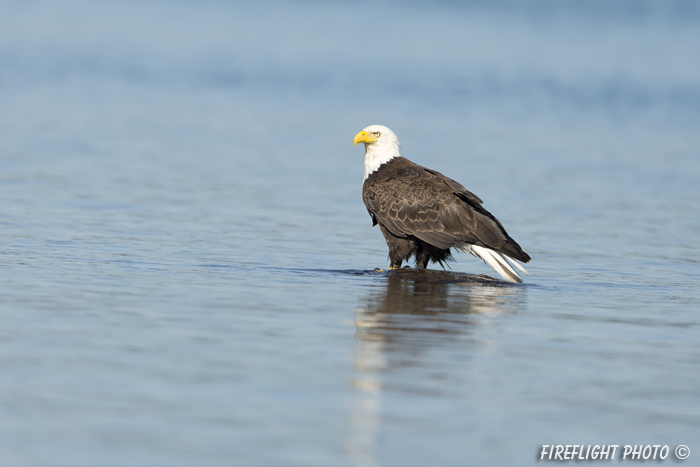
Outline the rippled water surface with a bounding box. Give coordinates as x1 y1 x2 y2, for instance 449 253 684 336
1 1 699 465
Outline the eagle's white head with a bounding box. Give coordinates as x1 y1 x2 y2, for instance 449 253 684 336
354 124 401 181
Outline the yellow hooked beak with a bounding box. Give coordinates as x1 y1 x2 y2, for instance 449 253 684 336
354 130 378 147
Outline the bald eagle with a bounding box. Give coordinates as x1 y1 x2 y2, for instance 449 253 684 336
354 124 531 283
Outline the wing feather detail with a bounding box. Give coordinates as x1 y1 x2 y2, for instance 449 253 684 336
363 157 531 267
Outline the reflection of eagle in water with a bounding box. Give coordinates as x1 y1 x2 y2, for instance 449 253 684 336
354 125 531 283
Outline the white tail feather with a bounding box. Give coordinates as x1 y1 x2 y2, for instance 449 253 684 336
458 244 525 283
505 255 529 274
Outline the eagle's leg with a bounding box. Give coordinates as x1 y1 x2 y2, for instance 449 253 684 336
415 250 429 269
389 261 402 270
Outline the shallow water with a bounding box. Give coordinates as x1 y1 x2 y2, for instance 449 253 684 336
1 0 699 465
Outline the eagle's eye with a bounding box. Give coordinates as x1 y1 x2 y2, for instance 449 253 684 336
374 132 381 137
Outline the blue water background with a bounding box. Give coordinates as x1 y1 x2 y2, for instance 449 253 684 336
0 1 699 465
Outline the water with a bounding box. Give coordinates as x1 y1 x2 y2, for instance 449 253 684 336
1 0 699 465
